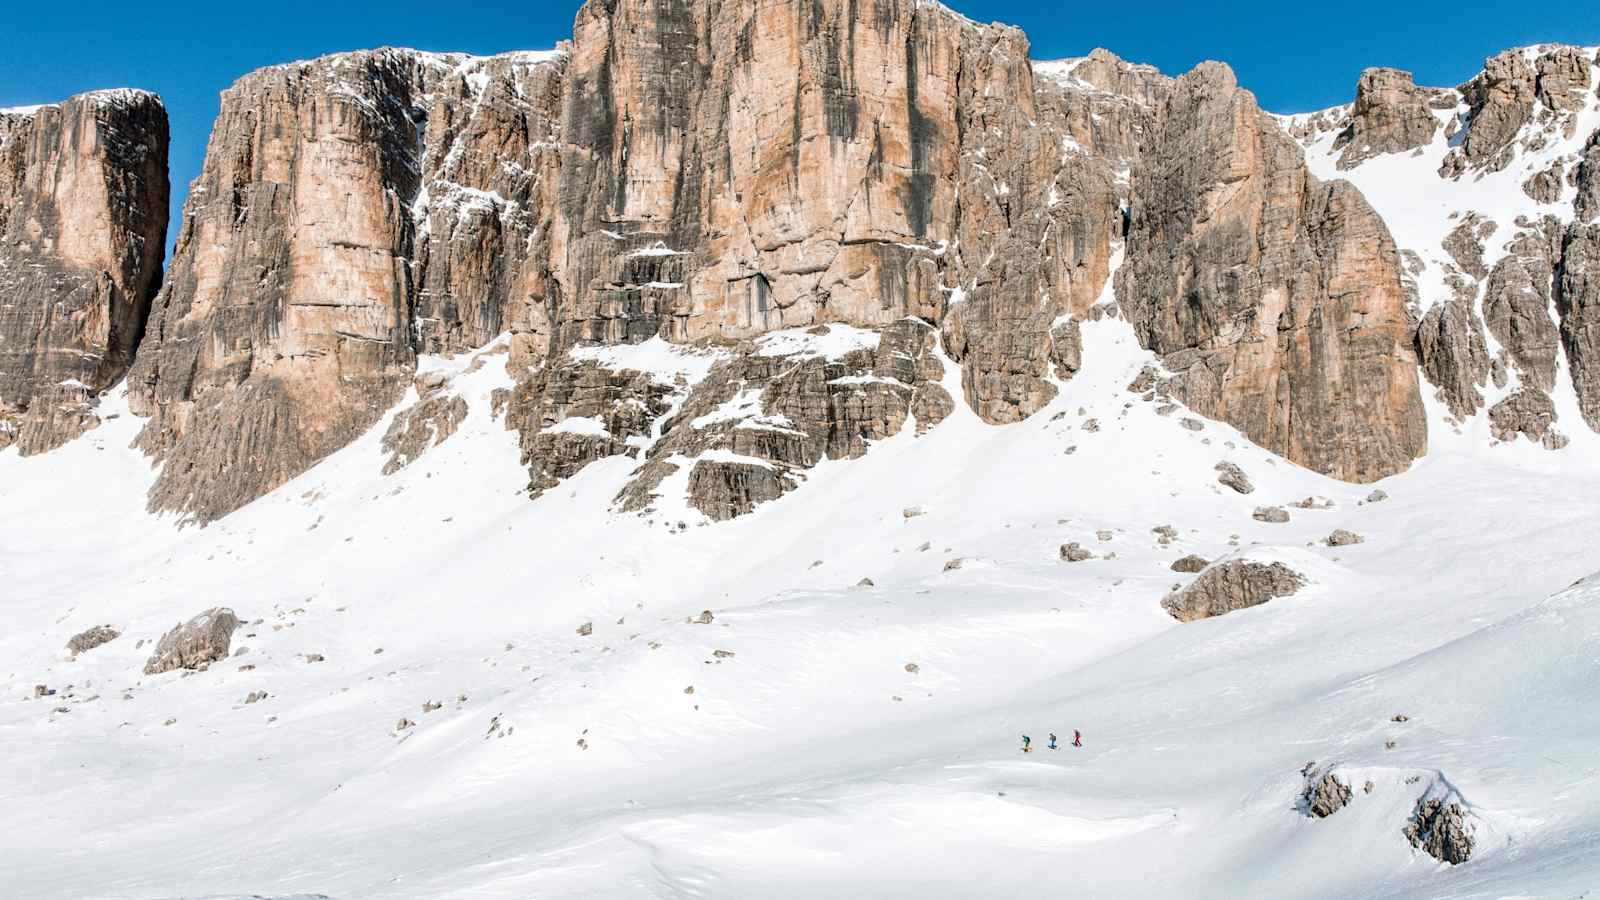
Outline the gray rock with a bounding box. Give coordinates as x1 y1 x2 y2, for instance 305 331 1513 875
143 608 239 675
1161 560 1306 622
1484 220 1565 391
1488 388 1566 449
576 622 593 637
1252 507 1290 524
66 625 121 657
902 506 928 520
1302 768 1353 818
1326 529 1365 547
1059 543 1094 562
694 610 715 625
1214 461 1255 495
904 662 920 674
1558 224 1600 432
1415 300 1490 419
1367 489 1389 503
1170 555 1210 573
1335 67 1440 169
1405 792 1475 865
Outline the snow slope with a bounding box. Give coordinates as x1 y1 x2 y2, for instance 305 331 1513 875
4 300 1600 897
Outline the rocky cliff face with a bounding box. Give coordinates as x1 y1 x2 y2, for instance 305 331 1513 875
1117 62 1427 483
22 4 1598 524
1335 68 1443 170
127 48 567 522
0 91 168 455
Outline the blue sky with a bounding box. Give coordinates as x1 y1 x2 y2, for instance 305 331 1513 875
4 0 1597 259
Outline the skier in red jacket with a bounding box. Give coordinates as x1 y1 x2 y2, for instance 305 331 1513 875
1073 729 1082 748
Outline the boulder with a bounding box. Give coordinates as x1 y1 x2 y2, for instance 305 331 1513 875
143 608 239 675
1059 543 1094 562
1405 790 1475 865
1161 560 1306 622
1326 529 1365 547
1253 507 1290 524
66 625 121 657
1214 461 1255 495
1302 768 1353 818
1171 555 1210 573
1488 388 1566 449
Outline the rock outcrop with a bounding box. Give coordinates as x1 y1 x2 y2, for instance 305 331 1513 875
1488 387 1566 449
1558 224 1600 431
1117 62 1427 483
143 608 239 674
1484 220 1564 391
1214 461 1254 494
1302 768 1353 818
615 320 950 520
0 91 169 454
1443 46 1595 178
1335 68 1440 169
1161 558 1306 622
1577 129 1600 223
65 624 121 656
1405 783 1475 865
1415 300 1490 419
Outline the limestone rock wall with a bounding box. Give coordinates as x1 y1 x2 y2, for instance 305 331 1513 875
1116 62 1427 483
0 91 168 454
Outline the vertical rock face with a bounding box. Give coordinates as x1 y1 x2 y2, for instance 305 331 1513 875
1335 68 1440 169
1415 300 1490 420
1484 219 1565 391
0 91 169 454
1117 62 1427 483
128 49 566 522
1558 224 1600 432
1577 129 1600 224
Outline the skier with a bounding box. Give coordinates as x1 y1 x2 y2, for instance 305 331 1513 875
1048 733 1058 750
1073 729 1083 748
1021 734 1032 753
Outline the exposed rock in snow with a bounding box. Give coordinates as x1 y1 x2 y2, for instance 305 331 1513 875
65 625 121 657
1301 767 1353 818
382 392 470 475
1253 507 1290 524
1170 554 1209 573
1405 782 1476 865
1488 388 1567 449
1214 461 1255 495
1334 67 1441 169
1161 560 1306 622
1326 530 1365 547
1416 301 1491 420
1059 543 1094 562
143 609 240 675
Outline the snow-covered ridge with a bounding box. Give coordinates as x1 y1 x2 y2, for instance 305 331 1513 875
1 87 160 118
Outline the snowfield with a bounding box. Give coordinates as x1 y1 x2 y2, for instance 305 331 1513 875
3 308 1599 898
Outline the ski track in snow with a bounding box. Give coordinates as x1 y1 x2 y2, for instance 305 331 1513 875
5 58 1600 900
